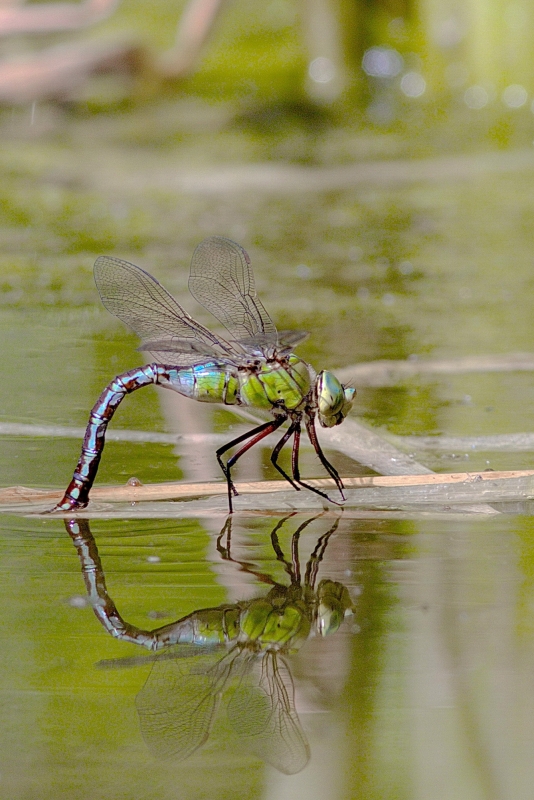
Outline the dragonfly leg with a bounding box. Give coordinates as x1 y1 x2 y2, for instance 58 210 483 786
269 513 300 582
216 419 277 489
304 414 345 500
304 517 340 588
269 420 302 491
291 423 301 481
288 515 326 584
270 418 346 506
216 516 233 559
217 516 284 586
51 365 159 512
216 416 286 512
276 417 344 506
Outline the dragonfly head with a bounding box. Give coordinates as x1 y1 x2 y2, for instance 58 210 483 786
315 371 356 428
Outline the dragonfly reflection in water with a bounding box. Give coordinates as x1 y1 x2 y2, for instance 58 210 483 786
66 515 355 774
54 236 355 513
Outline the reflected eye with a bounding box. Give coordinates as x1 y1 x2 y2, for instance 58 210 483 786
316 580 354 635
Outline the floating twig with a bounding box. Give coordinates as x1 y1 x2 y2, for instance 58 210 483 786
1 469 533 510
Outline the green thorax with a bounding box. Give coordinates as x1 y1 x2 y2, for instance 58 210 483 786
239 354 313 411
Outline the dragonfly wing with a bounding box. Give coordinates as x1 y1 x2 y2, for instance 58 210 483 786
135 649 224 761
137 338 220 357
136 337 231 365
227 652 310 775
94 256 235 359
189 237 278 344
232 329 310 357
276 330 310 351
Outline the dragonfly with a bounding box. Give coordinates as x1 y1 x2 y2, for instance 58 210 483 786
53 236 355 513
66 514 354 774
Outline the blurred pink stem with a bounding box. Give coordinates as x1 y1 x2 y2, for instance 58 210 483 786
0 0 120 35
0 39 143 102
158 0 227 78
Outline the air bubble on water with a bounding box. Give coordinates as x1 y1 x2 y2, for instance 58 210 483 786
68 595 89 608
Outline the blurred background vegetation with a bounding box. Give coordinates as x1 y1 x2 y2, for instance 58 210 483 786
3 0 534 149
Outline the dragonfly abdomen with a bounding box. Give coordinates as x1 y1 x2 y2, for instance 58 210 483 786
156 362 240 405
152 606 241 647
53 365 160 510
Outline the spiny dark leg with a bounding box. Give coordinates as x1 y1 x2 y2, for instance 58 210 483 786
269 420 301 490
52 365 159 512
291 424 301 480
305 414 345 500
216 419 279 492
274 418 342 506
217 416 287 512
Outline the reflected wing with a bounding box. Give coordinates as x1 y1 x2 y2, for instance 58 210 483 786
227 652 310 775
94 256 236 363
189 237 278 345
135 648 228 761
96 644 221 670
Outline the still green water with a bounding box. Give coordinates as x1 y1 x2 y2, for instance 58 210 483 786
2 84 534 798
2 512 534 799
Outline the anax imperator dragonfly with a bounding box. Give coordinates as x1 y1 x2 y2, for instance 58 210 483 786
54 237 355 513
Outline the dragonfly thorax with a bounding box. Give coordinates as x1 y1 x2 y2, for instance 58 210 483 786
238 353 314 412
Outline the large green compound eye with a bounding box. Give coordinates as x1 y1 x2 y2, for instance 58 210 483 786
317 371 344 416
316 371 356 427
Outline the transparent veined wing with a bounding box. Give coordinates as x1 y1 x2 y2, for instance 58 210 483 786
236 330 310 356
94 255 237 364
227 651 310 775
276 330 310 351
189 236 278 345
